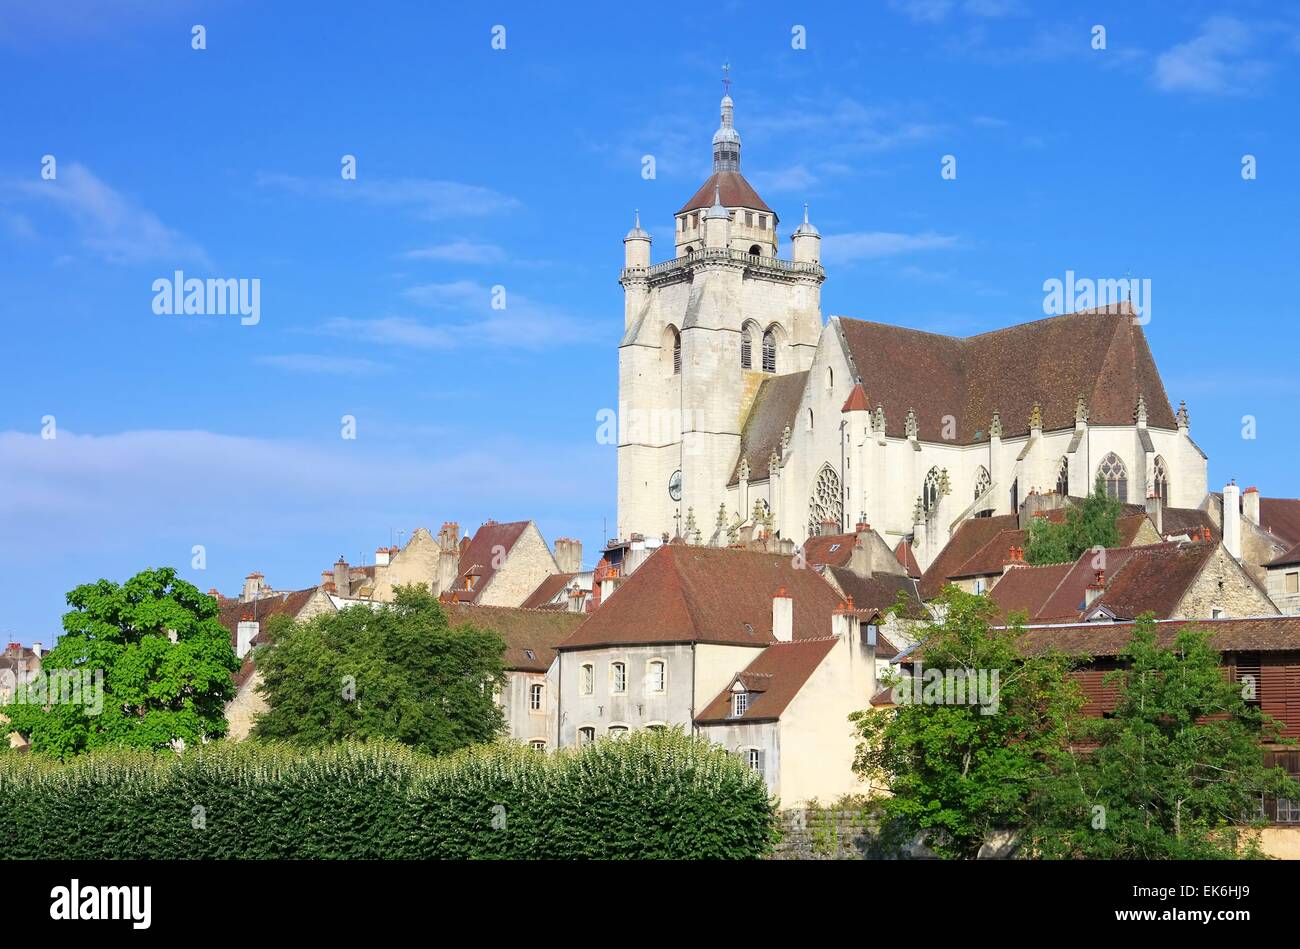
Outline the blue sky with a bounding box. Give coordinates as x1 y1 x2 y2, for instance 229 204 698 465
2 1 1298 643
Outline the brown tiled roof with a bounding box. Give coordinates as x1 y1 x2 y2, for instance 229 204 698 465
1161 506 1217 539
894 539 921 579
1091 542 1217 620
519 572 577 610
1015 616 1300 657
1260 497 1300 548
841 382 870 413
558 545 843 650
217 588 319 649
949 529 1027 579
695 637 837 724
1266 541 1300 569
448 520 530 604
443 603 585 673
729 371 808 485
802 532 855 568
836 304 1175 445
1033 547 1144 622
677 170 773 215
825 567 928 619
988 562 1074 623
919 514 1019 599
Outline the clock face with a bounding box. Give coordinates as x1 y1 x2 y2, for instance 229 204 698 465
668 470 683 501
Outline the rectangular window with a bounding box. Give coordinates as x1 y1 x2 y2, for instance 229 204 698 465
581 664 594 695
1287 572 1299 594
745 211 753 227
578 727 595 746
759 215 768 230
732 692 749 717
648 660 666 692
611 662 627 693
529 683 543 711
747 749 762 771
1280 798 1300 823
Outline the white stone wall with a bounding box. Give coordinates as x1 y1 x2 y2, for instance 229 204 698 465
479 522 559 608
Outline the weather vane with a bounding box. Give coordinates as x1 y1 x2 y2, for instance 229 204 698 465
722 62 731 95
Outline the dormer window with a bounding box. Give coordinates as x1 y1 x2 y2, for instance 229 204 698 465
732 691 749 717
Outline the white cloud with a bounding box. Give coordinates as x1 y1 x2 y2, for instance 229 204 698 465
8 162 209 265
321 315 457 349
401 240 505 264
821 231 959 264
254 354 387 375
257 172 520 220
1155 17 1267 95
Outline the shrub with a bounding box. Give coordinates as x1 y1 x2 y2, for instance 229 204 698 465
0 729 777 860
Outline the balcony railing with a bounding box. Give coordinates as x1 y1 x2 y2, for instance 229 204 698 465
627 248 823 281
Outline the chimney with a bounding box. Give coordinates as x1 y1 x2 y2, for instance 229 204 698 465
848 529 875 578
1145 492 1163 535
772 587 793 642
1003 545 1025 575
207 587 220 599
554 537 583 574
375 545 391 567
333 557 351 598
320 569 332 589
436 522 461 596
1243 487 1260 527
1084 570 1106 609
831 597 859 641
32 641 42 660
1223 482 1242 559
625 533 648 575
236 614 259 660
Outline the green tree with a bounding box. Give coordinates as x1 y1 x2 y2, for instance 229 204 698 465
252 585 506 755
850 588 1082 858
1028 616 1300 858
1024 475 1125 565
3 568 239 757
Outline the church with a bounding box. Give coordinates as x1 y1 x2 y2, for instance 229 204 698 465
616 89 1208 572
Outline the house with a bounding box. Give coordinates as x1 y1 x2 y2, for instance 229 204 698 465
1 642 43 750
1265 542 1300 616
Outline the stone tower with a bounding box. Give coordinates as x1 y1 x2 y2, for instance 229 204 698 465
616 85 825 542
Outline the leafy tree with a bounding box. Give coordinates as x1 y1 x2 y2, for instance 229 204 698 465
252 585 506 755
850 588 1082 858
1027 616 1300 858
1024 475 1125 565
3 568 239 757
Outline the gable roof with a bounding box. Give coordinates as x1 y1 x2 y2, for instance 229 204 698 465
919 514 1020 599
446 520 532 604
677 170 773 215
824 567 929 619
1259 497 1300 548
217 588 320 649
558 545 843 650
443 603 585 673
835 304 1175 445
1015 616 1300 657
986 562 1075 623
519 572 578 610
1266 540 1300 569
894 539 921 579
729 371 809 485
695 637 838 724
949 512 1152 581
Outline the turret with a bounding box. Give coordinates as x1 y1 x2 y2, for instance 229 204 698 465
791 204 820 264
703 186 731 249
620 209 651 329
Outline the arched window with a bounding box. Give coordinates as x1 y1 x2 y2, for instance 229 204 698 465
807 464 843 538
1056 457 1069 496
922 466 941 514
672 329 681 375
761 329 776 373
740 324 753 369
807 408 814 431
749 244 762 256
1010 477 1019 512
827 367 834 390
1153 455 1169 502
1098 452 1128 501
973 466 991 502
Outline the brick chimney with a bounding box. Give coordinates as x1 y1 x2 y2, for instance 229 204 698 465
1243 486 1260 527
1084 570 1106 609
1223 482 1242 559
772 587 793 642
236 613 259 660
333 557 351 598
1003 545 1026 575
1145 491 1163 535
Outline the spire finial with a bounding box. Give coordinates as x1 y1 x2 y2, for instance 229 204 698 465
803 203 809 224
722 62 731 96
634 208 640 228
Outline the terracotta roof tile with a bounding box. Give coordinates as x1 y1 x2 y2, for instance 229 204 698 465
677 170 773 215
729 371 809 485
520 572 578 610
825 567 928 619
987 562 1074 623
919 514 1020 599
1266 540 1300 569
695 637 838 724
1259 497 1300 548
443 603 585 673
1015 616 1300 657
558 545 843 650
894 539 921 579
837 304 1174 445
802 532 856 568
451 520 530 604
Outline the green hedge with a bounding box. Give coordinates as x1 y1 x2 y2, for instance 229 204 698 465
0 730 777 859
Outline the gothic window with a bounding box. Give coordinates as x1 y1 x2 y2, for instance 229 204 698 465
1098 452 1128 501
973 466 991 502
807 464 843 538
922 466 941 514
807 408 814 431
740 325 753 369
1056 457 1069 497
762 330 776 373
672 329 681 375
1153 455 1169 502
1010 478 1019 512
827 367 834 391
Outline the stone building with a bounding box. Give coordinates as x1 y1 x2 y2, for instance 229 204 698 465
1266 543 1300 616
1 642 43 750
615 89 1208 572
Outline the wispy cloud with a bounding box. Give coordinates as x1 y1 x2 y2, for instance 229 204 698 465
257 172 520 220
400 240 506 264
1154 16 1268 95
321 315 457 349
6 162 210 265
254 354 388 375
821 230 959 264
889 0 1018 23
